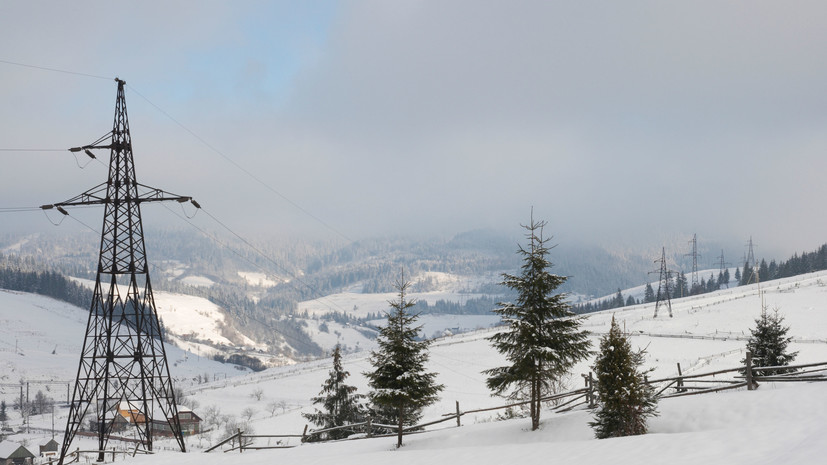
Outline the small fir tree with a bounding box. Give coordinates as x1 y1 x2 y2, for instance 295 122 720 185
366 274 443 448
484 214 591 431
742 306 798 376
590 316 658 439
303 344 366 441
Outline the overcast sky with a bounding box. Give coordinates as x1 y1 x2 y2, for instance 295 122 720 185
1 1 826 258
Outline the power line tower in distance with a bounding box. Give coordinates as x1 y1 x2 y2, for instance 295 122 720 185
743 236 757 285
685 233 701 291
649 247 674 318
43 79 195 464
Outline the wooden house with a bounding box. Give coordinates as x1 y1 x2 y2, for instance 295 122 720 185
153 406 202 436
38 439 59 459
0 442 35 465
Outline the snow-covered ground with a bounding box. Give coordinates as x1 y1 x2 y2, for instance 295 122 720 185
298 289 488 320
237 271 282 288
69 277 262 352
3 270 827 463
0 289 249 399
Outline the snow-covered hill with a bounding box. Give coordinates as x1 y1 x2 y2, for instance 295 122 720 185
3 270 827 463
0 289 249 400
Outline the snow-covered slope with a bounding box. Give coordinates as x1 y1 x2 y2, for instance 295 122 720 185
0 289 249 400
3 270 827 463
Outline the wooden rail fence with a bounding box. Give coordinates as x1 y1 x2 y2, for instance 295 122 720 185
206 353 827 453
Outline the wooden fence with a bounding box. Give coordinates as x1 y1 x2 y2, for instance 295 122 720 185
205 353 827 453
43 445 153 464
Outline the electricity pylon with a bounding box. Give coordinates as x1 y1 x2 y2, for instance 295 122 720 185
743 236 758 285
43 79 193 463
685 233 701 290
650 247 673 318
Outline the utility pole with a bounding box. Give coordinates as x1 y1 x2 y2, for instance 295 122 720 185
685 234 701 291
650 247 674 318
44 79 195 463
744 237 757 285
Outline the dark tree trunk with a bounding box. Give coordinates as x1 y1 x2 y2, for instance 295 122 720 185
396 405 404 448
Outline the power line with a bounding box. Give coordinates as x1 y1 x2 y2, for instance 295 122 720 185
124 84 353 244
1 59 353 244
197 206 353 315
0 59 112 81
0 148 68 152
0 207 43 213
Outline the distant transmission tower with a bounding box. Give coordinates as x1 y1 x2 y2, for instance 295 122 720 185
685 233 701 289
744 236 757 285
650 247 673 318
43 79 192 463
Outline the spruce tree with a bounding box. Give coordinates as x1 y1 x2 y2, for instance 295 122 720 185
366 275 443 448
484 215 591 431
614 289 625 308
742 306 798 376
303 344 366 441
643 283 655 303
672 272 689 299
590 316 658 439
740 262 754 285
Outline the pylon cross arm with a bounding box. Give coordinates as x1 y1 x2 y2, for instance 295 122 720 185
41 183 192 209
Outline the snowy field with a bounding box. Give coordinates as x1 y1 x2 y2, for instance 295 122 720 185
297 271 494 319
2 270 827 463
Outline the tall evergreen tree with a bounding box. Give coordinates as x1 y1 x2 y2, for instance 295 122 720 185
643 283 655 303
742 306 798 376
672 272 689 299
303 344 366 441
590 316 658 439
0 400 7 424
706 273 717 292
614 289 625 308
758 259 770 283
366 275 443 448
740 262 754 285
734 267 741 283
484 215 591 431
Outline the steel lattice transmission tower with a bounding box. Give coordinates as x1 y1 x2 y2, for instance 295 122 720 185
744 236 758 285
43 79 193 463
685 233 701 289
651 247 673 318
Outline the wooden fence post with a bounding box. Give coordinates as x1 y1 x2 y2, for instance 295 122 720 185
587 372 595 408
366 416 373 438
238 428 243 453
301 424 308 443
746 351 755 391
676 363 686 393
456 401 461 427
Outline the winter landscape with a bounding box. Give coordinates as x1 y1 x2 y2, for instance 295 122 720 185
4 2 827 465
2 265 827 464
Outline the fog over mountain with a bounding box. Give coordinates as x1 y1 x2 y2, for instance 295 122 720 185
2 1 826 258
